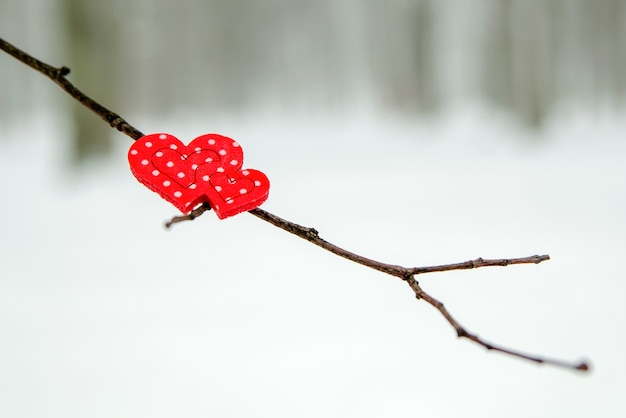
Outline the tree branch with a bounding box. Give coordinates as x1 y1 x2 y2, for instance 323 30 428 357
0 36 589 372
0 37 144 140
409 280 589 371
164 202 212 228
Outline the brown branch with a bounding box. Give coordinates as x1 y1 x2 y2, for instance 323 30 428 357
408 254 550 275
164 202 212 228
248 208 550 277
0 37 144 140
408 279 589 371
1 35 589 372
248 208 588 371
249 208 408 277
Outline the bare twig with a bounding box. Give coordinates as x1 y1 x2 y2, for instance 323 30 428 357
249 208 408 277
250 208 588 371
408 254 550 275
164 202 212 228
1 36 589 372
248 208 550 277
408 279 589 371
0 37 144 140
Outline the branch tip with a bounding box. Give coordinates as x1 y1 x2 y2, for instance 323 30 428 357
577 363 590 372
165 202 211 229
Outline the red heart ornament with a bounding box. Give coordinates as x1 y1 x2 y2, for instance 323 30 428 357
128 133 270 219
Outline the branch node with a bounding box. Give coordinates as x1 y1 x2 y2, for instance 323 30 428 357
456 329 469 338
59 66 70 76
109 116 124 130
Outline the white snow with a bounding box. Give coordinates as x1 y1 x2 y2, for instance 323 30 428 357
1 106 625 418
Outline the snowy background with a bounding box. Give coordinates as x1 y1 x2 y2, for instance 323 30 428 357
2 109 625 417
2 1 626 417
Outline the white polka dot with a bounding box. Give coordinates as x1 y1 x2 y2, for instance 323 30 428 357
141 159 149 165
155 151 163 157
159 134 167 140
194 147 201 152
226 198 234 204
232 141 240 147
242 170 250 176
166 161 174 168
239 188 247 194
205 157 213 163
202 175 210 182
145 141 152 148
189 184 197 190
170 144 177 150
219 149 227 156
191 164 198 170
254 180 261 186
217 167 224 173
182 154 188 159
152 170 159 176
163 180 171 187
215 186 222 192
230 159 238 166
130 149 138 155
208 139 216 145
174 191 182 198
177 172 185 178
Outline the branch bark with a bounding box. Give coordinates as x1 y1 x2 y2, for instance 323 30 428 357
0 36 589 372
0 38 144 140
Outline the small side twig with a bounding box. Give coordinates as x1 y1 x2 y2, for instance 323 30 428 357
164 202 212 229
408 279 589 371
1 35 589 372
408 254 550 275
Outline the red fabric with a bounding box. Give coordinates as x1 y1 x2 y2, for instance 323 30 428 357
128 133 269 219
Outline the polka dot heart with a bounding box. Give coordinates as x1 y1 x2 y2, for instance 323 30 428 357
128 133 270 219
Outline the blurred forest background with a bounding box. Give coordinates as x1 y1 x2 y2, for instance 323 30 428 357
1 0 625 161
2 3 626 417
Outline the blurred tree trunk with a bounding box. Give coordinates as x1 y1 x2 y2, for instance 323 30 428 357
413 0 438 113
366 0 438 113
63 0 117 163
482 0 555 128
